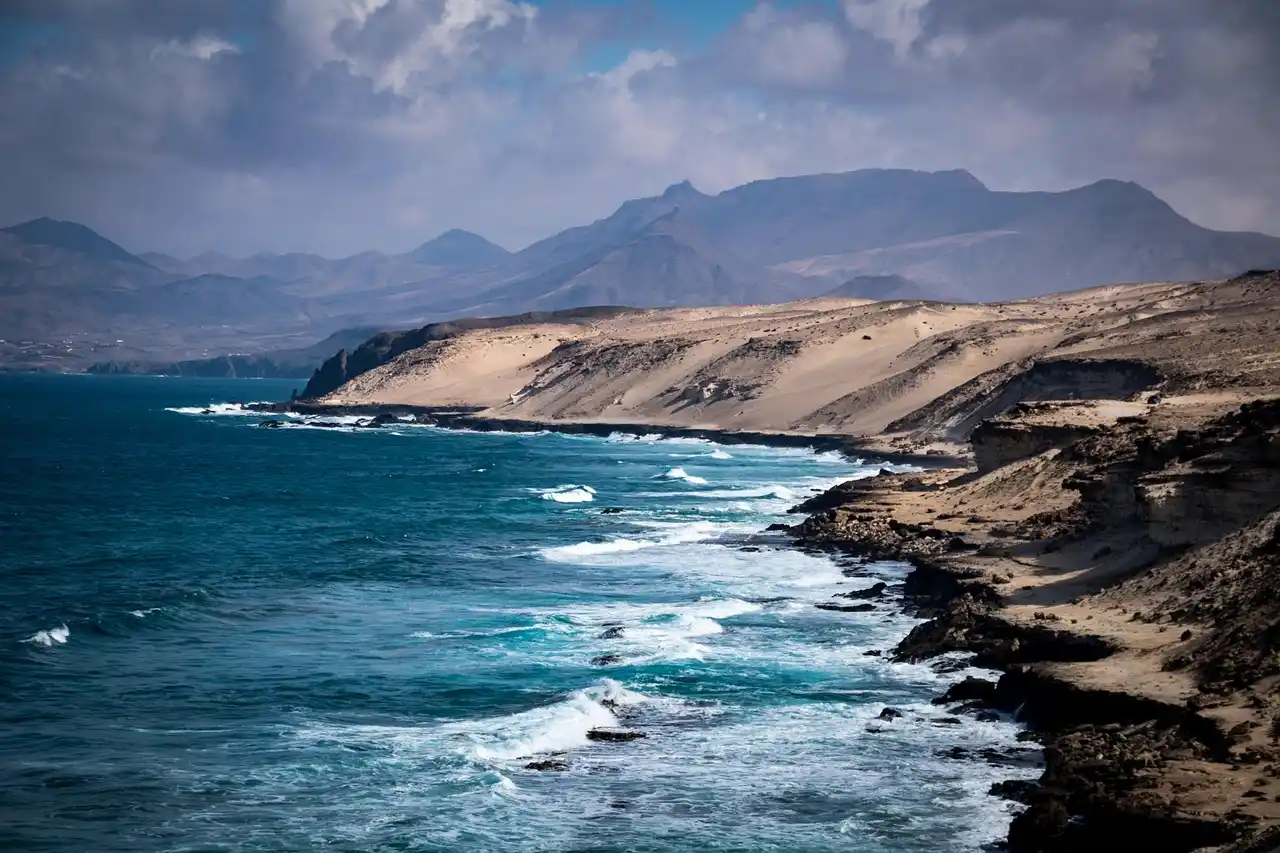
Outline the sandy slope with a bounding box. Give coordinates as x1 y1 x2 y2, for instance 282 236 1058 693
322 275 1280 452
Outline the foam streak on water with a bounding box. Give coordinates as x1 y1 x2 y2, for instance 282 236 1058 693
0 375 1035 853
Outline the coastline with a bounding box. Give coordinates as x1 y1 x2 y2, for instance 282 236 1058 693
778 398 1280 853
247 400 970 468
248 388 1280 851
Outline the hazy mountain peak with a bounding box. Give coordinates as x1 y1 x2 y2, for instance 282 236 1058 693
1 217 151 267
406 229 510 268
660 180 707 202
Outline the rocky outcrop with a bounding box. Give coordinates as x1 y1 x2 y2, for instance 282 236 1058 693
971 418 1099 473
887 358 1164 441
791 509 969 560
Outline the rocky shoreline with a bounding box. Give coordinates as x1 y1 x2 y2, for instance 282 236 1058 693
780 397 1280 852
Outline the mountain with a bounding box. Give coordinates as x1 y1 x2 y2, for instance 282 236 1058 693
376 170 1280 319
87 325 384 379
405 229 510 268
6 169 1280 372
427 209 808 316
693 171 1280 299
1 217 153 268
142 274 310 327
826 274 938 301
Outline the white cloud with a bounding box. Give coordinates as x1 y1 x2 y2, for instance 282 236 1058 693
842 0 932 57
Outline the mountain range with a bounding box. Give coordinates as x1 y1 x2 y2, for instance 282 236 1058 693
4 168 1279 371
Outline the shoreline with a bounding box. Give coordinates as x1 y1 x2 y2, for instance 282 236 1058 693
247 400 969 469
779 398 1280 853
250 390 1280 851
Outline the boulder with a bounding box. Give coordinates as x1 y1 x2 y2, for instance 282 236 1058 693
590 654 624 666
815 601 875 613
837 582 887 600
586 728 646 743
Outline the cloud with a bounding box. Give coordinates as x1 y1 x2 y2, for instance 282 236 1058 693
842 0 931 57
0 0 1275 256
150 34 240 61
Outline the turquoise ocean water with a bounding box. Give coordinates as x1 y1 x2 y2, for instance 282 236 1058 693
0 375 1032 852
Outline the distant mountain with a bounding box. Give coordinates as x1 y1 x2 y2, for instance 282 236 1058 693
143 274 310 327
433 209 808 316
1 217 152 268
826 274 938 301
694 171 1280 299
405 229 509 268
375 169 1280 319
7 169 1280 372
88 325 384 379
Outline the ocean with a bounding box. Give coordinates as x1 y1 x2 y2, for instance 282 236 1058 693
0 374 1034 852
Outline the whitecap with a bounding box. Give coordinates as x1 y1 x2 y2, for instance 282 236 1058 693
466 682 636 761
699 484 794 500
662 467 709 486
165 402 259 416
540 521 733 562
24 624 70 646
537 485 597 504
129 608 162 618
707 449 733 460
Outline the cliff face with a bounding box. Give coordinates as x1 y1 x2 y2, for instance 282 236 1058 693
300 307 635 399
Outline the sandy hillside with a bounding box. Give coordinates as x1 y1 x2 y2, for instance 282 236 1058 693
322 272 1280 448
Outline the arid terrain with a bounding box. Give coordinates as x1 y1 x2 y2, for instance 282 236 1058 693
301 270 1280 851
315 271 1280 449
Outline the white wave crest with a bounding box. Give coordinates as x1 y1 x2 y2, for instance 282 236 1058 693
468 680 642 761
706 449 733 460
129 608 162 618
537 485 597 503
699 484 794 500
541 521 731 562
662 467 708 486
24 624 70 646
165 402 260 416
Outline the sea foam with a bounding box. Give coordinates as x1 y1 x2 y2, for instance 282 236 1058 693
467 680 641 761
662 467 709 486
24 624 70 646
537 485 597 503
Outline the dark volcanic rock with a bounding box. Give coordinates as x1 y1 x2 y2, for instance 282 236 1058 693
525 760 569 771
933 676 998 707
590 654 625 666
598 627 625 640
837 581 887 600
878 708 904 722
586 728 646 743
815 601 875 613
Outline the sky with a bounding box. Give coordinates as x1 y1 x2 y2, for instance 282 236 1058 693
0 0 1277 258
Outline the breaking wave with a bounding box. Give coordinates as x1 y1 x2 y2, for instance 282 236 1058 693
537 485 597 503
23 624 70 647
661 467 709 486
